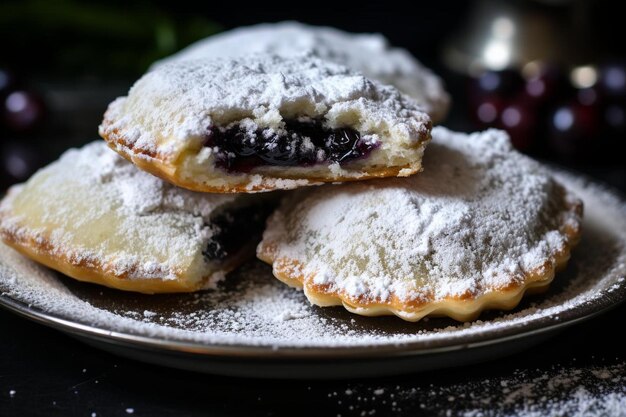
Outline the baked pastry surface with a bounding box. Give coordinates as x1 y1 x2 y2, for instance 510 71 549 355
257 127 583 321
0 142 271 293
151 22 450 123
100 54 432 193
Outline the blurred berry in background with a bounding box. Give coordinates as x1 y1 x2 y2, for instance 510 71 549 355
443 0 624 181
468 62 625 162
0 67 48 189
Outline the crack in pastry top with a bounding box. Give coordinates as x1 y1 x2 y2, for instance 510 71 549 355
99 53 432 164
260 127 583 305
150 21 450 122
0 142 241 282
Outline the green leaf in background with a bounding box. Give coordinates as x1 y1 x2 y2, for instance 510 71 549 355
0 0 221 78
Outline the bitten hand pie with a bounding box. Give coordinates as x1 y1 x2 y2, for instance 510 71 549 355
99 54 432 193
151 21 450 123
0 142 273 293
257 127 583 322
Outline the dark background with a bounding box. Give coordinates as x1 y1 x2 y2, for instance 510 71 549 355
1 1 625 416
2 0 625 78
1 0 625 191
0 0 626 188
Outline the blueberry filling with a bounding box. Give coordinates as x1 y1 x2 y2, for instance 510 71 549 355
204 119 377 172
202 204 274 261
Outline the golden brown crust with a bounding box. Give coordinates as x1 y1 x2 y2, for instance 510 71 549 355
99 114 429 194
0 224 248 294
257 196 583 322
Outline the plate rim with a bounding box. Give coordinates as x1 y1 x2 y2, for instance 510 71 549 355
1 277 624 359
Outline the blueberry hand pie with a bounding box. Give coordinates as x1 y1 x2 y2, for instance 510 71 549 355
100 54 432 193
0 142 273 293
257 127 583 322
151 21 450 123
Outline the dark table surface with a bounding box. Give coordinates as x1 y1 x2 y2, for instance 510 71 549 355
0 299 624 417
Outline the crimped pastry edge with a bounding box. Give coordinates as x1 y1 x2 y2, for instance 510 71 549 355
0 183 252 294
256 189 583 322
0 228 252 294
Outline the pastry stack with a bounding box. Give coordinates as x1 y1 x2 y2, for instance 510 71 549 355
0 22 582 322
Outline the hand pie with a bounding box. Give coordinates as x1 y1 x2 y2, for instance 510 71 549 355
0 142 273 294
257 127 583 322
99 54 432 193
151 21 450 123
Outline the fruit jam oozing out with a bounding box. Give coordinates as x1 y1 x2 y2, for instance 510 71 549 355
204 118 377 171
203 204 275 261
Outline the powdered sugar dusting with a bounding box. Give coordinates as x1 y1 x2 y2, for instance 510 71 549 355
334 362 626 416
0 142 241 283
101 54 431 162
151 21 450 122
0 170 623 348
263 127 583 306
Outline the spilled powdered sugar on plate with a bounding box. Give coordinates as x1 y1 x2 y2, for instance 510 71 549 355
0 171 625 349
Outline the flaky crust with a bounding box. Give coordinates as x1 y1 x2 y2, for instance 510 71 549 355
257 194 583 322
100 116 429 194
0 224 250 294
